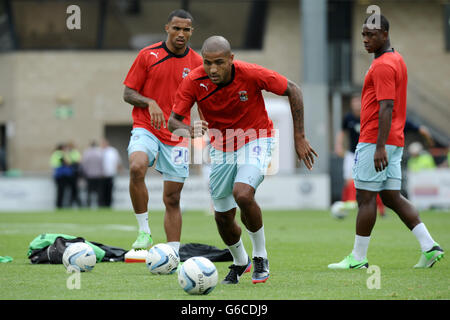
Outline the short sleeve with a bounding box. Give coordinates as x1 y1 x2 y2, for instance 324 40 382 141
172 76 196 119
123 51 148 92
372 64 396 101
253 66 288 95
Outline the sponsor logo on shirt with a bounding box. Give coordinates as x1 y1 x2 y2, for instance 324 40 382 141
200 83 209 91
150 51 159 59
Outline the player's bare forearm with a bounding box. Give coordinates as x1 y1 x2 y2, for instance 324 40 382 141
283 80 318 169
168 112 191 137
168 112 209 138
376 100 394 149
123 86 152 108
284 80 305 138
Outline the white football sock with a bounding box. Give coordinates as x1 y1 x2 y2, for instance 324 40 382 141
412 223 435 252
352 235 371 261
135 212 151 234
247 226 267 259
167 241 180 254
227 239 249 266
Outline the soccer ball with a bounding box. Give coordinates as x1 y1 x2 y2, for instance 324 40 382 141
62 242 96 272
146 243 180 275
331 201 349 219
178 256 218 295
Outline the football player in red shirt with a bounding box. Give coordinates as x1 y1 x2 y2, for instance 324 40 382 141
328 14 443 270
123 9 203 253
168 36 317 284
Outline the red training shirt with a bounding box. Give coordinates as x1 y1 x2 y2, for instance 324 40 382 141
172 60 288 151
123 41 203 146
360 50 408 147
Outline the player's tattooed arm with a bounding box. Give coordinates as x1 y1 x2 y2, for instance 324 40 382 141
168 112 190 137
168 112 208 138
284 80 305 137
123 86 165 129
123 86 153 108
284 80 318 170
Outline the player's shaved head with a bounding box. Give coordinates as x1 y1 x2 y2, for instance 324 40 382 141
201 36 234 85
201 36 232 56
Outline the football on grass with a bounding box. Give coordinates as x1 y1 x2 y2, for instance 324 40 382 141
62 242 96 272
145 243 179 275
178 256 218 295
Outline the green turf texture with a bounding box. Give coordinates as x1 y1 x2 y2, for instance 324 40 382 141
0 209 448 300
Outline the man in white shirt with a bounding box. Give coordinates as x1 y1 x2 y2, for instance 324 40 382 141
101 139 122 207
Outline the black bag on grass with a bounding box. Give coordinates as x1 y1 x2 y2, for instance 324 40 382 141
179 243 232 262
28 235 127 264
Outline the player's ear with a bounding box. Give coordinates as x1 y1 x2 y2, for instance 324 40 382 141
165 23 169 33
230 53 234 62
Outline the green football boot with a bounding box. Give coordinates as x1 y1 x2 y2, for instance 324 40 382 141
132 231 153 250
328 253 369 269
414 243 444 268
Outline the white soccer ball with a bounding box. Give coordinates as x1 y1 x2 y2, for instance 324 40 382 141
178 256 218 295
331 201 348 219
146 243 180 275
62 242 96 272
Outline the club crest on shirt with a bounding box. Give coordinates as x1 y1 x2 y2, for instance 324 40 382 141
182 67 191 78
238 91 248 102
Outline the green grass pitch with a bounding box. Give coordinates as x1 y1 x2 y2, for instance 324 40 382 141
0 208 448 300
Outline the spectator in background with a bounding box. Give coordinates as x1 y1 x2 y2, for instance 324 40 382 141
100 139 122 208
404 120 434 148
407 142 436 173
0 145 6 174
67 141 82 208
81 141 104 208
448 150 450 168
445 150 450 168
50 143 72 209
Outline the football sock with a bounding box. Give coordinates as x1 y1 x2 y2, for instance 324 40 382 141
247 226 268 259
351 235 371 261
135 212 151 234
167 241 180 254
228 239 249 266
411 223 435 252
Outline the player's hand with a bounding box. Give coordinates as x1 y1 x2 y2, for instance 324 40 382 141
190 120 208 138
147 100 166 130
295 137 318 170
374 146 388 172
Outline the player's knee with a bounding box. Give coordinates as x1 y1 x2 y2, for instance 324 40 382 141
356 190 376 207
380 191 401 210
233 188 255 209
163 191 180 209
129 161 146 181
379 194 393 209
